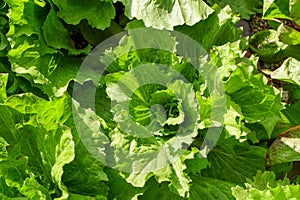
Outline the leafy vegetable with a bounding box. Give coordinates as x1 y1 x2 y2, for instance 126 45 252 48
52 0 115 30
1 0 300 199
207 0 263 19
267 125 300 165
119 0 214 30
232 171 300 200
271 57 300 86
263 0 300 26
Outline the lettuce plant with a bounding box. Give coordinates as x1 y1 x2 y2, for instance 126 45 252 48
0 0 300 199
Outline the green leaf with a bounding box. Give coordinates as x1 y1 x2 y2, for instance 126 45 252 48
0 32 8 52
42 6 92 55
281 102 300 125
13 124 75 199
277 24 300 60
267 126 300 165
209 39 261 140
145 173 236 200
202 137 267 184
249 29 286 63
120 0 214 30
263 0 291 20
271 57 300 86
5 0 48 37
184 148 209 174
0 176 21 198
139 178 182 200
62 135 109 197
263 0 300 25
189 176 235 200
5 0 300 198
106 65 199 138
52 0 115 30
250 25 300 62
210 38 249 74
1 93 78 198
8 44 81 97
68 193 106 200
6 0 85 97
106 168 145 200
0 105 22 144
175 5 242 51
0 157 28 190
0 73 8 103
19 177 50 200
139 175 235 200
5 93 72 130
207 0 263 19
225 64 283 137
290 0 300 25
278 24 300 46
223 96 251 141
232 171 300 200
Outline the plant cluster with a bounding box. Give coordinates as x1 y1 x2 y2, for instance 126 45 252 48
0 0 300 199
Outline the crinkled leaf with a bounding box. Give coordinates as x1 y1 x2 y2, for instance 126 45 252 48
0 158 30 198
120 0 214 30
209 40 257 140
5 0 48 37
0 157 28 190
52 0 115 30
4 93 109 197
6 0 84 97
11 124 75 199
77 62 200 197
19 177 50 200
0 176 21 198
5 93 71 130
0 93 79 198
232 171 300 200
210 38 249 75
8 43 81 97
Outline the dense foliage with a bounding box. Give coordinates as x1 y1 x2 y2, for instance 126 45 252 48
0 0 300 199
